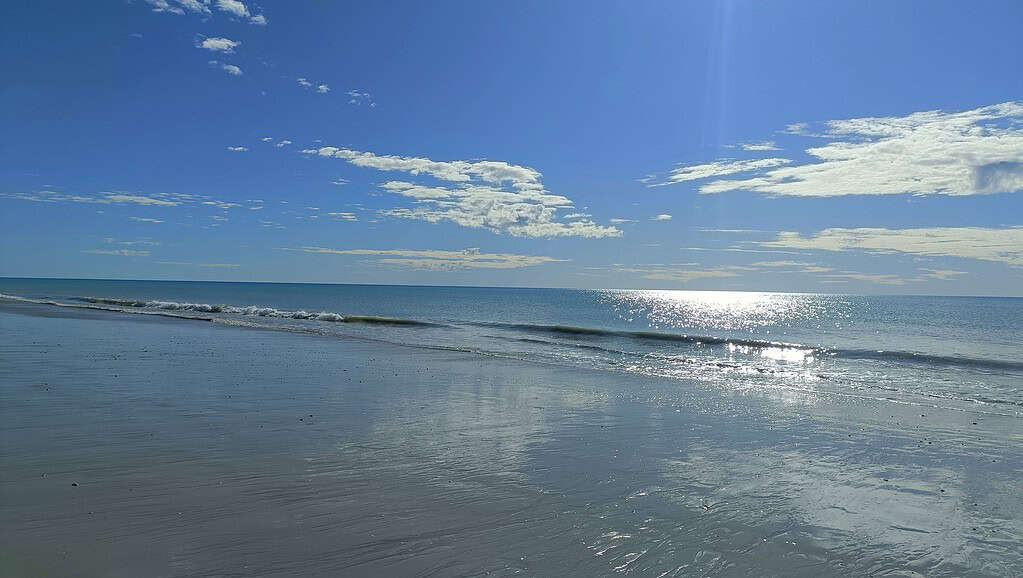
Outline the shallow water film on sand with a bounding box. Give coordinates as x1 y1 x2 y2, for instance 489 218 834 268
1 280 1021 576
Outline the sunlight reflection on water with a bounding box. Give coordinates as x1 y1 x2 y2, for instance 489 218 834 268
598 290 841 332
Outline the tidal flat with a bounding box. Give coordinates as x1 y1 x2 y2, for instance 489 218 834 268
1 302 1020 576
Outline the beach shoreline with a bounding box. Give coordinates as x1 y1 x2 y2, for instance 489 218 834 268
1 301 1021 576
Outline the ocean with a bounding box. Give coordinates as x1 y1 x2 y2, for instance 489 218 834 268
1 278 1021 575
2 278 1021 413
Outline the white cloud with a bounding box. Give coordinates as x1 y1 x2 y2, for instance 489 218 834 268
7 191 194 206
919 268 968 280
761 227 1023 266
331 178 349 186
297 78 330 94
105 194 179 206
652 213 672 221
301 147 622 238
739 141 781 151
158 261 241 268
563 212 591 219
300 247 567 270
615 265 741 283
144 0 210 15
701 102 1023 196
6 190 250 217
609 218 637 224
260 136 273 142
327 212 357 221
208 60 242 75
144 0 264 23
276 140 292 148
214 0 266 24
129 217 164 223
201 200 241 209
651 158 791 187
85 248 151 256
103 238 161 247
818 272 909 285
346 90 375 106
226 146 248 152
197 37 239 53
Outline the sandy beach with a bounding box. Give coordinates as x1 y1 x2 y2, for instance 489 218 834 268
2 301 1020 576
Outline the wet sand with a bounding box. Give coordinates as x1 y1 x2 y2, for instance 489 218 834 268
1 304 1020 576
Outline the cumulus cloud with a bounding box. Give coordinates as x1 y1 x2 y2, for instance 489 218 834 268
276 140 292 148
197 37 239 53
297 77 312 88
226 146 248 152
700 102 1023 196
760 226 1023 266
652 213 672 221
208 60 242 75
300 247 567 270
144 0 265 23
215 0 266 24
301 146 622 238
317 84 330 93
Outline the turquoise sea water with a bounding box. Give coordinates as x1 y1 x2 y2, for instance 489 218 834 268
2 278 1021 414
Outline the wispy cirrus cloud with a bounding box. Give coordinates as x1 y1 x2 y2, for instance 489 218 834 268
669 102 1023 196
6 190 249 221
301 146 621 238
156 261 241 268
85 248 151 257
346 90 375 107
739 141 782 151
760 226 1023 266
297 78 330 94
649 158 791 187
299 247 567 270
614 265 741 283
327 212 357 221
7 190 196 206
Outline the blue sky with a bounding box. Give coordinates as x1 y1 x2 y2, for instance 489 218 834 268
2 0 1022 295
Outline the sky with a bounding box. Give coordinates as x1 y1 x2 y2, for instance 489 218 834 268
2 0 1022 295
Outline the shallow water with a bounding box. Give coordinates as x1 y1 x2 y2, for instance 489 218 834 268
1 301 1021 576
2 279 1021 417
